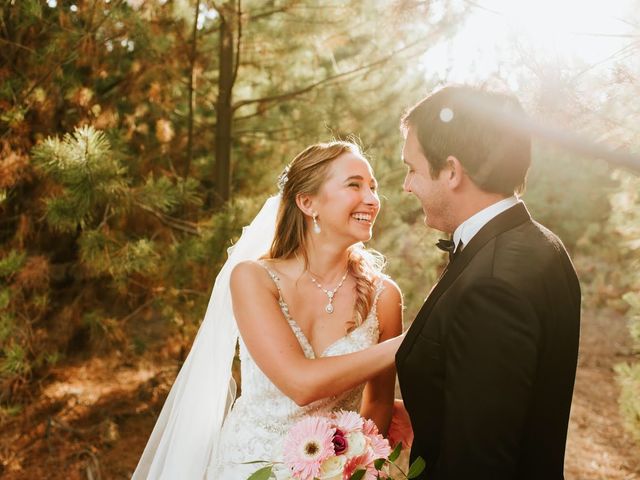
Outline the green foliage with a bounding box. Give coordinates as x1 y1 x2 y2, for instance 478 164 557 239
388 442 403 463
1 343 29 377
407 456 427 478
32 126 129 232
350 470 366 480
0 288 10 310
136 176 203 214
615 361 640 444
0 251 26 278
246 465 273 480
0 313 15 344
79 231 159 281
524 146 616 251
607 173 640 445
0 403 22 418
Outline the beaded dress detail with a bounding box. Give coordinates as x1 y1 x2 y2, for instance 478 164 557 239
208 262 384 479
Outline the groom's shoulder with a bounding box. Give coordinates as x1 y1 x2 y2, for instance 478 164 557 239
519 217 570 256
490 218 575 279
491 210 568 253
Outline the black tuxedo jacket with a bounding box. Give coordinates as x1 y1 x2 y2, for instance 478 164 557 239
396 202 581 480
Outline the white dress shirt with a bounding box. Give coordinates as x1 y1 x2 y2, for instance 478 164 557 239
453 196 520 251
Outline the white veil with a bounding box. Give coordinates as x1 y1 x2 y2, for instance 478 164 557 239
132 195 281 480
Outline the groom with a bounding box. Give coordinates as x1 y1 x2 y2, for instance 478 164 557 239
395 86 581 479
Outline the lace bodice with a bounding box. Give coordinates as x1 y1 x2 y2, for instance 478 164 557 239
208 262 384 479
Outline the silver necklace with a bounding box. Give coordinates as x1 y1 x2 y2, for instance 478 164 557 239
308 270 349 314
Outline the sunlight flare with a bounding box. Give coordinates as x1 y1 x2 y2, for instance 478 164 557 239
420 0 636 84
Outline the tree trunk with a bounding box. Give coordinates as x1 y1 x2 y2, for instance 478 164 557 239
214 2 236 205
185 0 201 179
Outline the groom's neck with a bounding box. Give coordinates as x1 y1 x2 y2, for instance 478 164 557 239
450 189 510 233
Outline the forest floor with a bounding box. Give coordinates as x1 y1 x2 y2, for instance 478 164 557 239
1 304 639 479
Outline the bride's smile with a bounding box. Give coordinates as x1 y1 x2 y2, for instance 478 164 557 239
309 152 380 244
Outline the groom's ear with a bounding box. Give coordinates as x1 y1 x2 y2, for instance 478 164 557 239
295 193 316 217
445 155 464 189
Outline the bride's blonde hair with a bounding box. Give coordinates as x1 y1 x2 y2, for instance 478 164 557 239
268 141 384 326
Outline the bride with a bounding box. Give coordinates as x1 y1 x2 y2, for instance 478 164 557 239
133 141 405 479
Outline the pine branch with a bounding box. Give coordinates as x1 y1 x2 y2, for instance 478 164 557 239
249 5 291 21
120 298 155 325
135 202 200 235
0 38 36 54
232 36 433 112
1 0 128 140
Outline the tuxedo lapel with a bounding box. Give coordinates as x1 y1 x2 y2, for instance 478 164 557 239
396 202 532 365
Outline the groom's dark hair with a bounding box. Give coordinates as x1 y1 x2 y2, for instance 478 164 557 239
401 85 531 195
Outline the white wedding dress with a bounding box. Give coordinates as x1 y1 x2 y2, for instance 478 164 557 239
208 262 384 479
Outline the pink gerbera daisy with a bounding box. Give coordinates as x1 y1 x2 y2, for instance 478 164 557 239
362 419 391 459
368 431 391 460
333 410 364 434
362 418 379 436
342 451 376 480
283 416 336 479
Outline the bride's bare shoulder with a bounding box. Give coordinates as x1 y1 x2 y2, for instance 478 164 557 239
230 261 282 312
378 276 402 301
231 259 263 276
231 258 288 276
375 276 403 336
230 260 274 292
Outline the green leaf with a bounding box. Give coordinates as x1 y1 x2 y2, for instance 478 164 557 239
246 465 273 480
349 469 366 480
388 442 402 462
407 456 426 478
374 458 385 470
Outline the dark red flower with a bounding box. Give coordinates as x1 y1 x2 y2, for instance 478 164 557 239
332 428 348 455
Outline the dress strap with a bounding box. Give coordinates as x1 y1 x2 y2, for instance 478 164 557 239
371 275 387 311
257 260 282 293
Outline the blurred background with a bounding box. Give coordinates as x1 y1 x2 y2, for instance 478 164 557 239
0 0 638 478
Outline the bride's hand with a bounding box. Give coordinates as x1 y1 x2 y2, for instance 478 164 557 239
387 399 414 449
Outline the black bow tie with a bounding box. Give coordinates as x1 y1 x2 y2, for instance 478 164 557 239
436 238 463 262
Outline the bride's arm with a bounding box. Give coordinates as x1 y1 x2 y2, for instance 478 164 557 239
359 278 403 435
230 261 404 407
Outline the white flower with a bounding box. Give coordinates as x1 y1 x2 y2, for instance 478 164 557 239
318 455 346 480
273 465 294 480
345 431 368 458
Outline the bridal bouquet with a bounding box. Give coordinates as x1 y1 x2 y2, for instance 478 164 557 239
247 411 424 480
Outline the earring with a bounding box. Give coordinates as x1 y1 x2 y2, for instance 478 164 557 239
312 212 321 234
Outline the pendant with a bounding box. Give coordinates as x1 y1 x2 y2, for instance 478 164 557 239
325 303 334 314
